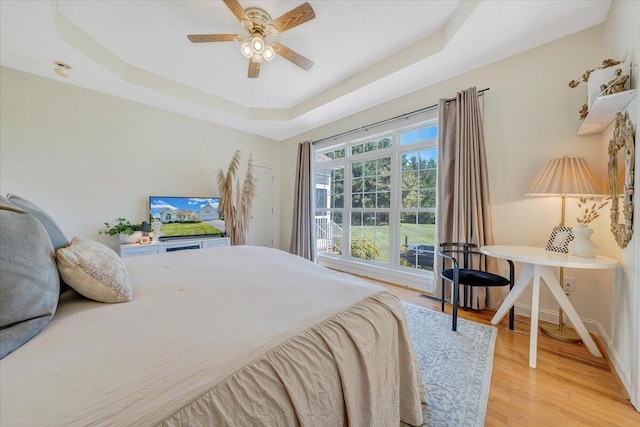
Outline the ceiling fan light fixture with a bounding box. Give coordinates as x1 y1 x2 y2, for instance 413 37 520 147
250 36 265 54
188 0 316 78
266 25 277 36
240 41 253 58
263 45 275 61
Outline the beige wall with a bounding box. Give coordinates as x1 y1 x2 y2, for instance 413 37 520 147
279 19 638 403
600 0 639 410
0 66 281 250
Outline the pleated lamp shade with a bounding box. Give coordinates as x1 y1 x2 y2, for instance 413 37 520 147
526 156 604 198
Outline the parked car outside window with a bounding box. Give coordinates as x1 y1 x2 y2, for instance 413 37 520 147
400 244 434 269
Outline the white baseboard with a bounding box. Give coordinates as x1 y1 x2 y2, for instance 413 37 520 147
513 303 633 404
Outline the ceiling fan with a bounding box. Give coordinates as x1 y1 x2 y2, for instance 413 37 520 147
188 0 316 78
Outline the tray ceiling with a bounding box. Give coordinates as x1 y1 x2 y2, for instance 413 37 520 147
0 1 611 140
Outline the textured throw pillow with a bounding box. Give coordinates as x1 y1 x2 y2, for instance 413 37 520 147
56 237 133 303
0 196 60 359
6 193 71 293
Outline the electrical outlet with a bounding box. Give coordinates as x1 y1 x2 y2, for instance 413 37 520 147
563 276 576 293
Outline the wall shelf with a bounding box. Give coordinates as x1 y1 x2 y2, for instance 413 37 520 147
577 89 636 135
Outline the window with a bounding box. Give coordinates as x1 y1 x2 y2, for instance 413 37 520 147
314 165 344 255
313 112 438 290
399 147 437 271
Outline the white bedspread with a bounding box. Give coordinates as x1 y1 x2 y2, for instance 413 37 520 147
1 246 425 426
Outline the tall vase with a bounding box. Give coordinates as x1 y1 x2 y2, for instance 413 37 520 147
568 224 597 257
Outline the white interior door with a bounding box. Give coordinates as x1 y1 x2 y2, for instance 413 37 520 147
247 165 274 247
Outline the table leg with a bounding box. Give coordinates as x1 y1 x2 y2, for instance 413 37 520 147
529 265 541 368
539 267 602 357
491 263 534 324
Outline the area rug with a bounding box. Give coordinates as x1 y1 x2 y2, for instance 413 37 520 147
402 302 497 427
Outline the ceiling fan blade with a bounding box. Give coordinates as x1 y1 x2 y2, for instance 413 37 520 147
187 34 244 43
248 58 260 78
269 2 315 34
223 0 252 30
272 42 313 71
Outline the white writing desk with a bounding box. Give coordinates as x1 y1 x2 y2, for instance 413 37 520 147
480 245 617 368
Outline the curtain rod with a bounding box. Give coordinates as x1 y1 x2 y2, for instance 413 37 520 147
312 87 489 145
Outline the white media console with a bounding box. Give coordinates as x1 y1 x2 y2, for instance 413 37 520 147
118 236 230 258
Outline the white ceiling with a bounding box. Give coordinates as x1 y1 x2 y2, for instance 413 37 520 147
0 0 611 141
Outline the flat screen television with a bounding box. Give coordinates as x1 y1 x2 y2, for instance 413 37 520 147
149 196 224 241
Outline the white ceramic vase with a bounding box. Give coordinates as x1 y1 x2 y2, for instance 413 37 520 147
119 231 143 244
568 224 597 258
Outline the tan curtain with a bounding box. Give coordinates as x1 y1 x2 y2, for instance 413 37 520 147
290 141 316 261
434 87 503 310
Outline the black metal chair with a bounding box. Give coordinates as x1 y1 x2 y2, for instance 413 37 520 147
439 242 514 331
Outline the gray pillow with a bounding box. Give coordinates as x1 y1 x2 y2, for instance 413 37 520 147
0 196 60 359
6 194 70 293
6 194 69 250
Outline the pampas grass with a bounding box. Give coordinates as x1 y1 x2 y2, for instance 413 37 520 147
216 150 256 245
576 197 610 225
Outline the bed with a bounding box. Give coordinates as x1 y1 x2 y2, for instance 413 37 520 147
1 238 426 426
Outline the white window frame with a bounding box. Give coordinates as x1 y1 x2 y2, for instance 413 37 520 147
312 110 438 292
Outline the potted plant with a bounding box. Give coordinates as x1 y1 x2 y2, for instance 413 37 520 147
99 218 143 243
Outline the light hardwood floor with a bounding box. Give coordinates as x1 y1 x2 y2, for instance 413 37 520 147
381 283 640 426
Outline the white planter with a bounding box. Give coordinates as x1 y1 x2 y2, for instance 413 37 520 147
119 231 143 244
568 224 597 258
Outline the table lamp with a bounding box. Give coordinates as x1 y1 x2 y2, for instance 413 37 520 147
525 156 604 342
140 221 151 245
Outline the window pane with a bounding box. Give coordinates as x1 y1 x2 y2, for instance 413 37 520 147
351 137 392 156
377 175 390 191
378 157 391 175
351 144 364 155
315 148 345 162
352 162 363 177
364 160 376 176
351 212 363 227
419 148 437 167
399 212 436 271
419 168 437 187
315 188 327 209
363 193 376 208
315 166 344 209
364 177 376 192
351 156 391 210
400 125 438 145
419 189 436 208
402 152 419 171
378 137 392 149
332 194 344 208
402 148 438 199
402 190 417 208
365 140 377 152
315 210 343 255
352 177 363 192
401 172 415 191
377 192 390 208
350 211 389 263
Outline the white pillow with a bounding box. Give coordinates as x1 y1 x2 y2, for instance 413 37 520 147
56 237 133 303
